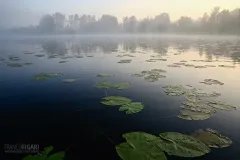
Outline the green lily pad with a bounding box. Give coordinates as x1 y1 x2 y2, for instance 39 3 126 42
22 146 65 160
184 64 195 67
144 75 166 82
95 82 113 89
23 63 33 65
35 54 45 57
191 129 232 148
163 85 186 96
181 101 216 114
194 65 207 69
173 62 185 65
131 73 146 77
59 61 68 63
149 58 167 61
101 96 132 106
114 82 131 90
116 132 167 160
151 69 167 73
7 63 23 67
146 60 156 62
204 65 216 67
97 74 114 78
62 79 77 83
200 79 224 85
118 59 132 63
34 73 62 81
167 64 181 68
158 132 210 157
178 110 212 120
208 100 236 110
218 65 235 68
119 102 144 114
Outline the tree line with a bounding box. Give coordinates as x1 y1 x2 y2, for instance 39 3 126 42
11 7 240 35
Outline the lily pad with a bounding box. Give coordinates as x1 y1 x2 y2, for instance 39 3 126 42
184 64 195 67
173 62 185 65
151 69 167 73
117 54 135 57
59 61 68 63
144 74 166 82
167 64 181 68
35 54 45 57
118 59 132 63
178 110 212 120
62 79 77 83
204 65 216 67
22 146 65 160
86 55 94 57
146 60 156 62
97 74 114 78
180 60 187 62
114 82 131 90
163 85 186 96
76 55 84 58
9 56 20 61
7 63 23 67
208 100 236 110
23 63 33 65
181 101 216 114
194 65 207 69
200 79 224 85
158 132 210 157
119 102 144 114
218 65 235 68
95 82 113 89
191 129 232 148
101 96 132 106
116 132 167 160
131 73 145 77
149 58 167 61
34 73 62 81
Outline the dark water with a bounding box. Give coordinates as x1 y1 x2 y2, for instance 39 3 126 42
1 35 240 160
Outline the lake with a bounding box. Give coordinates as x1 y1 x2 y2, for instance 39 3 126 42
1 35 240 160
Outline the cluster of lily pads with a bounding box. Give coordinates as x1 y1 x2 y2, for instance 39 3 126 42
95 82 131 90
163 84 237 120
101 96 144 114
116 129 232 160
200 79 224 85
132 69 167 82
23 146 65 160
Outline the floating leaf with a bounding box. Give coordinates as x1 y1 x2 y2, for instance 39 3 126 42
194 65 207 69
181 101 216 114
35 54 45 57
146 60 156 62
191 129 232 148
199 79 224 85
163 85 186 96
208 100 236 111
62 79 77 83
178 110 212 120
173 62 185 65
149 58 167 61
9 56 20 61
151 69 167 73
33 73 62 81
59 61 68 63
97 74 114 78
101 96 132 106
116 132 167 160
7 63 23 67
95 82 113 89
204 65 216 67
23 63 33 65
184 64 195 67
114 82 131 90
118 59 132 63
158 132 210 157
131 73 145 77
76 55 84 58
119 102 144 114
144 74 166 82
180 60 187 62
86 55 94 57
167 64 181 68
218 65 235 68
117 54 135 57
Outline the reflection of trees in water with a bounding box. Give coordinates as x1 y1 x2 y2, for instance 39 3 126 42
41 41 68 56
196 40 240 63
35 38 240 63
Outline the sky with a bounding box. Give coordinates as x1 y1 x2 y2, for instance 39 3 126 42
1 0 240 28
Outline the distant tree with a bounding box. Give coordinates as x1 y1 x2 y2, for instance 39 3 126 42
99 15 118 32
153 13 170 32
38 15 55 34
177 16 194 32
53 12 65 31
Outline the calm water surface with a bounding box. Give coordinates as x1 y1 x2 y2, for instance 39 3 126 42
1 35 240 160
